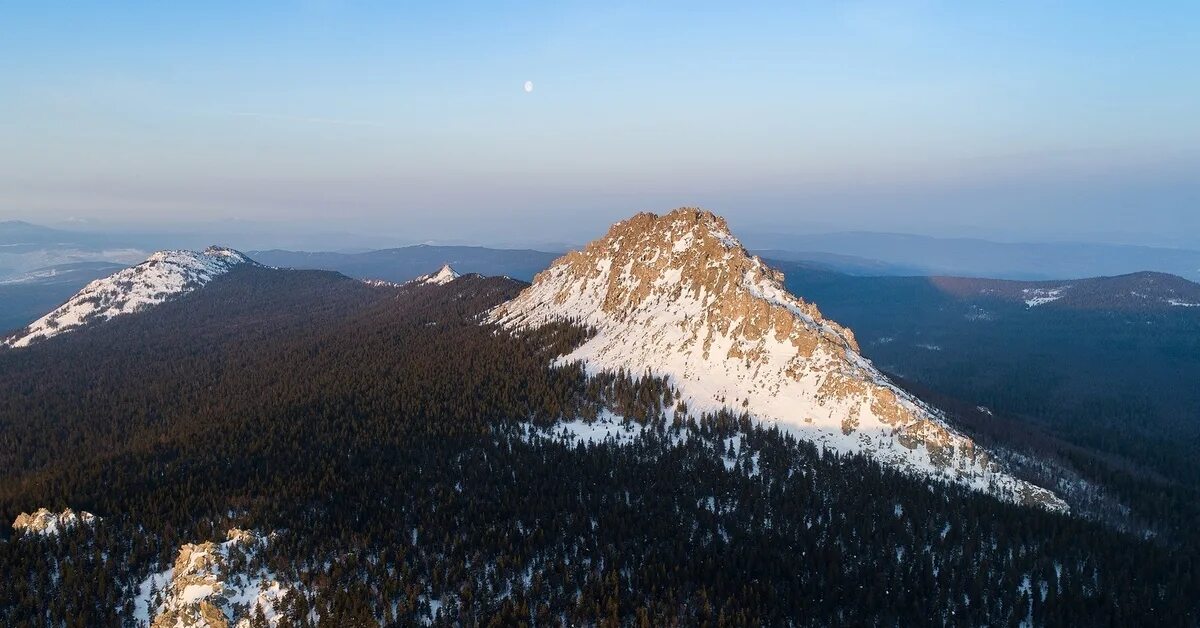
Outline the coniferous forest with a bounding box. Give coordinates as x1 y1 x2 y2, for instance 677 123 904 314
778 262 1200 544
1 267 1198 626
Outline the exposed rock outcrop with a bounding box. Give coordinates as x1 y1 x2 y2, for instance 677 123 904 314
11 508 97 536
138 528 290 628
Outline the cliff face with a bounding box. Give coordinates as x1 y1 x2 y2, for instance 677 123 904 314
491 208 1065 510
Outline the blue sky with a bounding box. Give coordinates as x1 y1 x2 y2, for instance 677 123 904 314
2 1 1197 246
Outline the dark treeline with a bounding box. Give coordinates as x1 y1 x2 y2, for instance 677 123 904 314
0 267 1197 626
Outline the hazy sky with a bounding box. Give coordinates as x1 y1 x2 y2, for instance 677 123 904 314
2 1 1198 247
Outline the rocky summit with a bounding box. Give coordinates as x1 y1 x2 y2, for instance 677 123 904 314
491 208 1064 509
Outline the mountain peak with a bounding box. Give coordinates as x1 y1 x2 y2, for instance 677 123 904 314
519 207 859 353
3 247 254 348
201 245 252 262
492 208 1064 509
413 264 461 286
620 206 732 237
608 208 737 257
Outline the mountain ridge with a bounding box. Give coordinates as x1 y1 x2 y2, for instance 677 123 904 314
249 245 558 284
926 270 1200 309
2 246 254 348
754 231 1200 280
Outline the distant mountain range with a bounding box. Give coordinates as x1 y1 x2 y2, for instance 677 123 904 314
0 261 127 333
252 235 1200 283
0 220 149 281
7 228 1200 337
8 218 1200 282
922 271 1200 309
755 232 1200 281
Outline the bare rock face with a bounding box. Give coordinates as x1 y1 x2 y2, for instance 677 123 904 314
151 541 230 628
491 208 1065 510
11 507 97 536
140 528 290 628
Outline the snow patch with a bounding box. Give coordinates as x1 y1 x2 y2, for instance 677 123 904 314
1022 287 1068 307
362 278 403 288
533 412 653 445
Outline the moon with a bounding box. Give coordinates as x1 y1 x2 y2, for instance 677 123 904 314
523 80 534 93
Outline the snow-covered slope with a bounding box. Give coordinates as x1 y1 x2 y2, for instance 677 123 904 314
490 208 1064 510
11 508 98 537
3 246 253 348
410 264 461 286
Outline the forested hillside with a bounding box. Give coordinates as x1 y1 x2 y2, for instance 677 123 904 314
778 262 1200 543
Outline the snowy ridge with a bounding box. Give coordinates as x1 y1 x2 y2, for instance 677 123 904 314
12 508 98 537
490 208 1065 510
361 278 403 288
3 246 253 348
410 264 461 286
135 528 291 628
